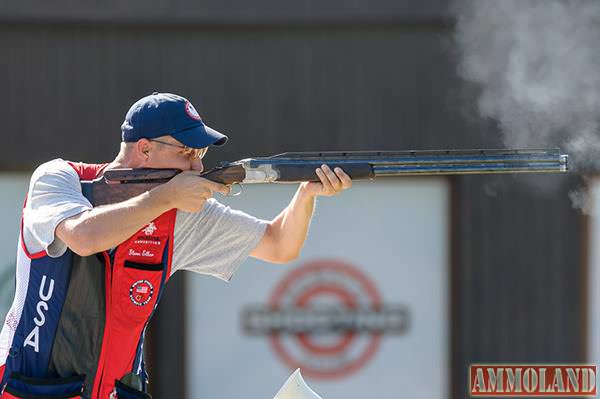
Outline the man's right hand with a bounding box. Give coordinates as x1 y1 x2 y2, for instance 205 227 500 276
158 171 231 212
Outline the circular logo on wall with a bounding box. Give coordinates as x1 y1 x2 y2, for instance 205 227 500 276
129 280 154 306
242 259 408 379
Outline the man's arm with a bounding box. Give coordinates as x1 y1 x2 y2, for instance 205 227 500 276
56 171 230 256
250 165 351 263
56 187 172 256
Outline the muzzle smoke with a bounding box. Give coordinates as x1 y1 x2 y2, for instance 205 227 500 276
454 0 600 166
453 0 600 210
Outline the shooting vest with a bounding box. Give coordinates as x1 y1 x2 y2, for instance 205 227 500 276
0 162 176 399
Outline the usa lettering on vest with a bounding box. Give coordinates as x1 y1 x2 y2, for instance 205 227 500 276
24 275 55 353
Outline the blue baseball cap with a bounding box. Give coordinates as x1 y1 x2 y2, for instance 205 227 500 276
121 92 228 148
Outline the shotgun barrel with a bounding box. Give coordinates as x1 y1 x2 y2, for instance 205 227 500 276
235 148 568 183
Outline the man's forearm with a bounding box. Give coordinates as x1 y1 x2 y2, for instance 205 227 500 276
268 184 316 261
250 165 350 263
56 185 174 256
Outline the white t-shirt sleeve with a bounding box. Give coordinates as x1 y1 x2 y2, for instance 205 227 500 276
22 159 93 257
172 198 267 281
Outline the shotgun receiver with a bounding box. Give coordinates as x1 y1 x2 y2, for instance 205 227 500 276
82 149 568 206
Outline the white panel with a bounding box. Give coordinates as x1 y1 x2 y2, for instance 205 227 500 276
186 178 449 399
588 179 600 365
0 174 31 322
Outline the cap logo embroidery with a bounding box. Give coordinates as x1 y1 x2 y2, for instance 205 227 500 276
185 101 202 121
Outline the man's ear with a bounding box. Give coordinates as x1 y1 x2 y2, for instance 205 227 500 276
136 139 152 160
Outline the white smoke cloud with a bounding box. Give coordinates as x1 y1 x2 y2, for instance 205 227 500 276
569 186 594 215
453 0 600 170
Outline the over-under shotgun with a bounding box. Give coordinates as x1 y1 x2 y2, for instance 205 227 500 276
82 149 568 206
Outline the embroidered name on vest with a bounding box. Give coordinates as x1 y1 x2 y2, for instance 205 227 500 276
128 249 156 258
24 275 55 353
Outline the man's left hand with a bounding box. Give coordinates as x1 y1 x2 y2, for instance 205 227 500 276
300 164 352 197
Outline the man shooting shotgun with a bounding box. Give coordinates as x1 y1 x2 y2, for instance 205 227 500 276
0 92 352 399
0 92 567 399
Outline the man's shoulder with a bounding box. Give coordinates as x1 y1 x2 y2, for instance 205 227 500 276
33 158 70 171
31 159 107 183
28 159 82 196
31 159 76 182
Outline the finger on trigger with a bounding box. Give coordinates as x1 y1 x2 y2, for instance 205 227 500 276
217 184 230 195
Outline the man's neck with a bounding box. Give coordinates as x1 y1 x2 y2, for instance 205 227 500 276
105 149 141 170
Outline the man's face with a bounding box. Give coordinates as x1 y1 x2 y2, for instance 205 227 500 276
142 135 207 172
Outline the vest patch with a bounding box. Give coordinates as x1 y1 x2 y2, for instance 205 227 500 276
129 280 154 306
